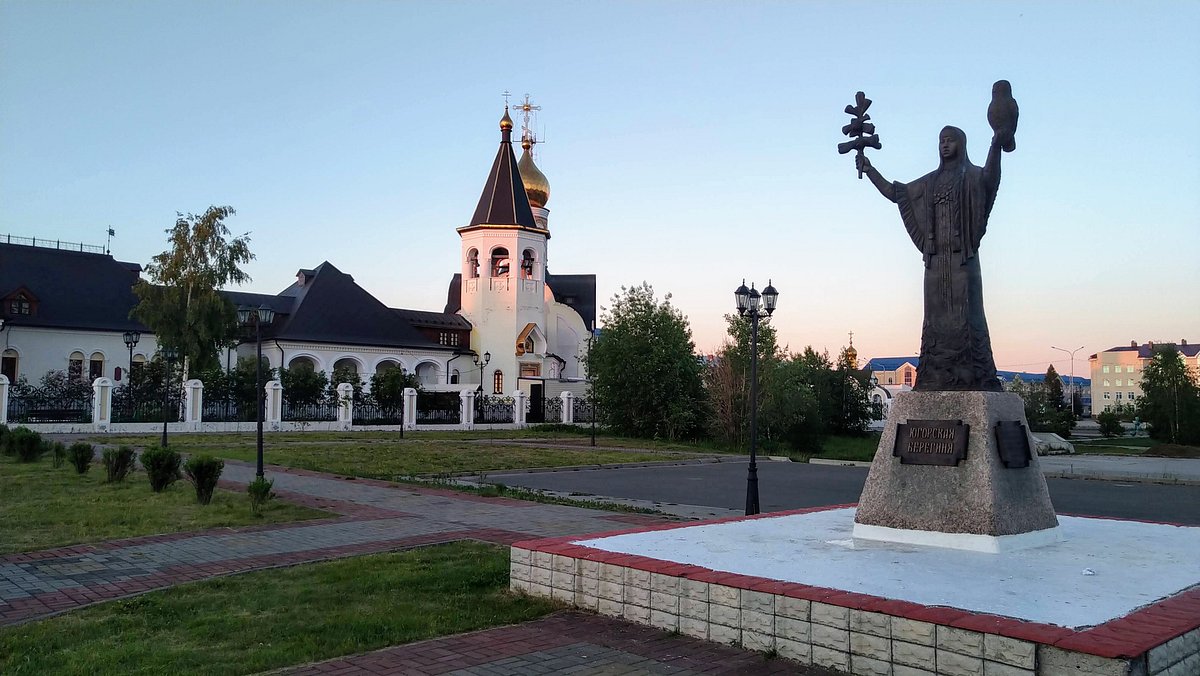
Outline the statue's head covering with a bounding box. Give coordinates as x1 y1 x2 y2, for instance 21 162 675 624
938 125 970 172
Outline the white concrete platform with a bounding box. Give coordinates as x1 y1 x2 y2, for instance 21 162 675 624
512 506 1200 675
576 508 1199 629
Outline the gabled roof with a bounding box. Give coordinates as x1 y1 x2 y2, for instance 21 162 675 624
864 356 919 371
259 261 440 350
464 111 540 231
0 242 148 332
393 308 472 330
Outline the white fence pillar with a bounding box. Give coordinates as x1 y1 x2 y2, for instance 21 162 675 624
403 387 418 430
265 380 283 430
461 390 475 429
561 391 574 424
0 374 8 425
337 382 354 430
184 379 204 430
513 389 527 428
92 377 113 430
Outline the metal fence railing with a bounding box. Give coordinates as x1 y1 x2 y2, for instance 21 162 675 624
475 395 514 424
6 394 93 424
572 397 595 423
352 401 403 425
112 397 179 423
416 391 460 425
201 399 256 423
283 401 338 422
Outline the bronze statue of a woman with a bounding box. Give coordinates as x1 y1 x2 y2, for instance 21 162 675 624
856 125 1005 391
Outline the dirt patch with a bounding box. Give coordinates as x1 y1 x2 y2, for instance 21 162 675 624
1148 444 1200 459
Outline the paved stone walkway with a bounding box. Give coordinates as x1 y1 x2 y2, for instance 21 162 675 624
282 611 841 676
0 460 840 674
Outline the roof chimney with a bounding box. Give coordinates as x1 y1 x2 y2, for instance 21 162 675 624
1131 340 1137 347
1183 339 1189 346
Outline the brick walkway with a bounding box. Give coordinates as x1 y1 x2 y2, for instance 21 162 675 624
0 460 840 674
283 611 842 675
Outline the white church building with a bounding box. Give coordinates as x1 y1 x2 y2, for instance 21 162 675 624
0 102 596 407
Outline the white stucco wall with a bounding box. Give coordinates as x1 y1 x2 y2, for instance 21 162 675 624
1 325 158 385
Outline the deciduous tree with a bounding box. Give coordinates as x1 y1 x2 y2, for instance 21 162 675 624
132 206 253 373
589 283 708 441
1138 345 1200 444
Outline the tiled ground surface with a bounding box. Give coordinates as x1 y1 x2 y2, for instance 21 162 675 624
283 611 841 675
2 459 842 674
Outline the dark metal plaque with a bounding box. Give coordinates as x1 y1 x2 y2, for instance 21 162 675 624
893 419 969 466
994 420 1032 468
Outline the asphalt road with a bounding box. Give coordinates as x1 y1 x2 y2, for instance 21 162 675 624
488 460 1200 525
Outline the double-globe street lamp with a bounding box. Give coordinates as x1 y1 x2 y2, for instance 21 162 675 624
473 351 491 395
735 279 779 516
238 306 275 478
160 345 179 448
123 330 140 386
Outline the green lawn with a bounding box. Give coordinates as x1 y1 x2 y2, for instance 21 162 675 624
97 431 716 479
0 456 327 555
0 541 558 675
804 434 880 463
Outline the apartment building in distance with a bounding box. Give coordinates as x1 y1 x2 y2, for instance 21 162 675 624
1089 340 1199 415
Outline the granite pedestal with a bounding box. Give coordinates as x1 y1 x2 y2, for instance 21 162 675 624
853 391 1059 551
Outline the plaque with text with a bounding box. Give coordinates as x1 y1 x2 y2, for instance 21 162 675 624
994 420 1032 468
893 419 969 466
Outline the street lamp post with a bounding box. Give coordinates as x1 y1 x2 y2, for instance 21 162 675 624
123 330 140 386
238 306 276 478
1051 345 1085 416
473 351 491 395
160 345 178 448
735 279 779 516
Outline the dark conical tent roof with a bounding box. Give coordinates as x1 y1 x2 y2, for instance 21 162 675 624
468 108 538 229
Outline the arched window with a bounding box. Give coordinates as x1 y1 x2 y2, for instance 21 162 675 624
375 360 399 375
491 247 510 278
68 351 85 381
1 348 17 382
450 369 460 385
333 358 359 374
289 356 317 372
493 370 504 394
415 362 440 385
466 248 479 279
89 352 105 381
520 249 536 279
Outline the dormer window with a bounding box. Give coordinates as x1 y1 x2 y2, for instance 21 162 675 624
4 288 37 317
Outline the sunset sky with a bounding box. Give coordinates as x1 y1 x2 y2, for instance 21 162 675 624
3 1 1197 379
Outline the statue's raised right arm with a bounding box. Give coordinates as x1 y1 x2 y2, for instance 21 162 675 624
856 153 896 203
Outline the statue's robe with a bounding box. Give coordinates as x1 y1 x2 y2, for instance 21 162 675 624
893 162 1002 392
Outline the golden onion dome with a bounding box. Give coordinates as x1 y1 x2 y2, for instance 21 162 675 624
518 142 550 208
500 108 514 130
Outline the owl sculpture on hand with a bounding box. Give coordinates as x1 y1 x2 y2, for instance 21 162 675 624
988 80 1019 153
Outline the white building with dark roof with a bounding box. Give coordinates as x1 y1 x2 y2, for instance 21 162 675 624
1 102 596 407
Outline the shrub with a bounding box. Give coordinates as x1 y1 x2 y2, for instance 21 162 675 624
247 476 275 515
1097 411 1125 438
140 446 182 492
49 441 67 468
8 427 45 462
184 455 224 505
0 423 9 454
102 446 137 483
67 442 95 474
